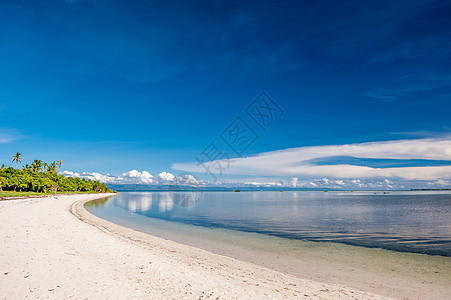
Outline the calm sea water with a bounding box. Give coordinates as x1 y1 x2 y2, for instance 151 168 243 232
86 191 451 256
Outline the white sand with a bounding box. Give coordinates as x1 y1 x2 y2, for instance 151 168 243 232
110 213 451 299
0 194 391 299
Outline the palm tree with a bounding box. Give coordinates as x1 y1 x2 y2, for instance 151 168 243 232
48 161 57 173
57 159 63 169
12 152 22 169
32 160 43 172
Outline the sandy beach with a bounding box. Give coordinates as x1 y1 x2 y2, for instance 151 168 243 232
0 194 448 299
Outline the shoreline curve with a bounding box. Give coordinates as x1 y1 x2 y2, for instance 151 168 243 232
69 194 389 299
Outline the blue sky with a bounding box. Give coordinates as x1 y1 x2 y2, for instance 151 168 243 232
1 0 451 189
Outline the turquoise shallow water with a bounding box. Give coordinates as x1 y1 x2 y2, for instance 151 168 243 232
86 191 451 257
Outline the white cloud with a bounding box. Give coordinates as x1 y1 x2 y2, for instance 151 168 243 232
427 179 451 187
122 170 155 184
172 137 451 181
214 177 407 189
59 137 451 190
61 170 119 183
289 177 298 187
59 169 451 190
177 174 202 185
243 181 283 187
60 169 203 186
290 178 402 190
61 169 155 185
158 171 175 182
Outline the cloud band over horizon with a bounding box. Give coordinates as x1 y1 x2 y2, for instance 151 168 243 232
172 137 451 181
59 137 451 190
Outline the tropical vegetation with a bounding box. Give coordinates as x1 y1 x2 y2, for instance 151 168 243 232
0 153 112 194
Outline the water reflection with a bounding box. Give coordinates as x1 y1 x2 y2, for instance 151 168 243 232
86 191 451 256
108 192 200 213
90 190 205 213
84 196 112 208
140 194 152 211
171 191 202 208
158 193 173 212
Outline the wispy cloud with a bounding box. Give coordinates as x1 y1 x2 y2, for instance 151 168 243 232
173 137 451 181
365 88 408 101
0 127 21 144
365 79 450 101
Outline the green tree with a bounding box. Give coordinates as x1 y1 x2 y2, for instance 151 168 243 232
0 176 7 192
7 172 19 191
0 157 112 194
